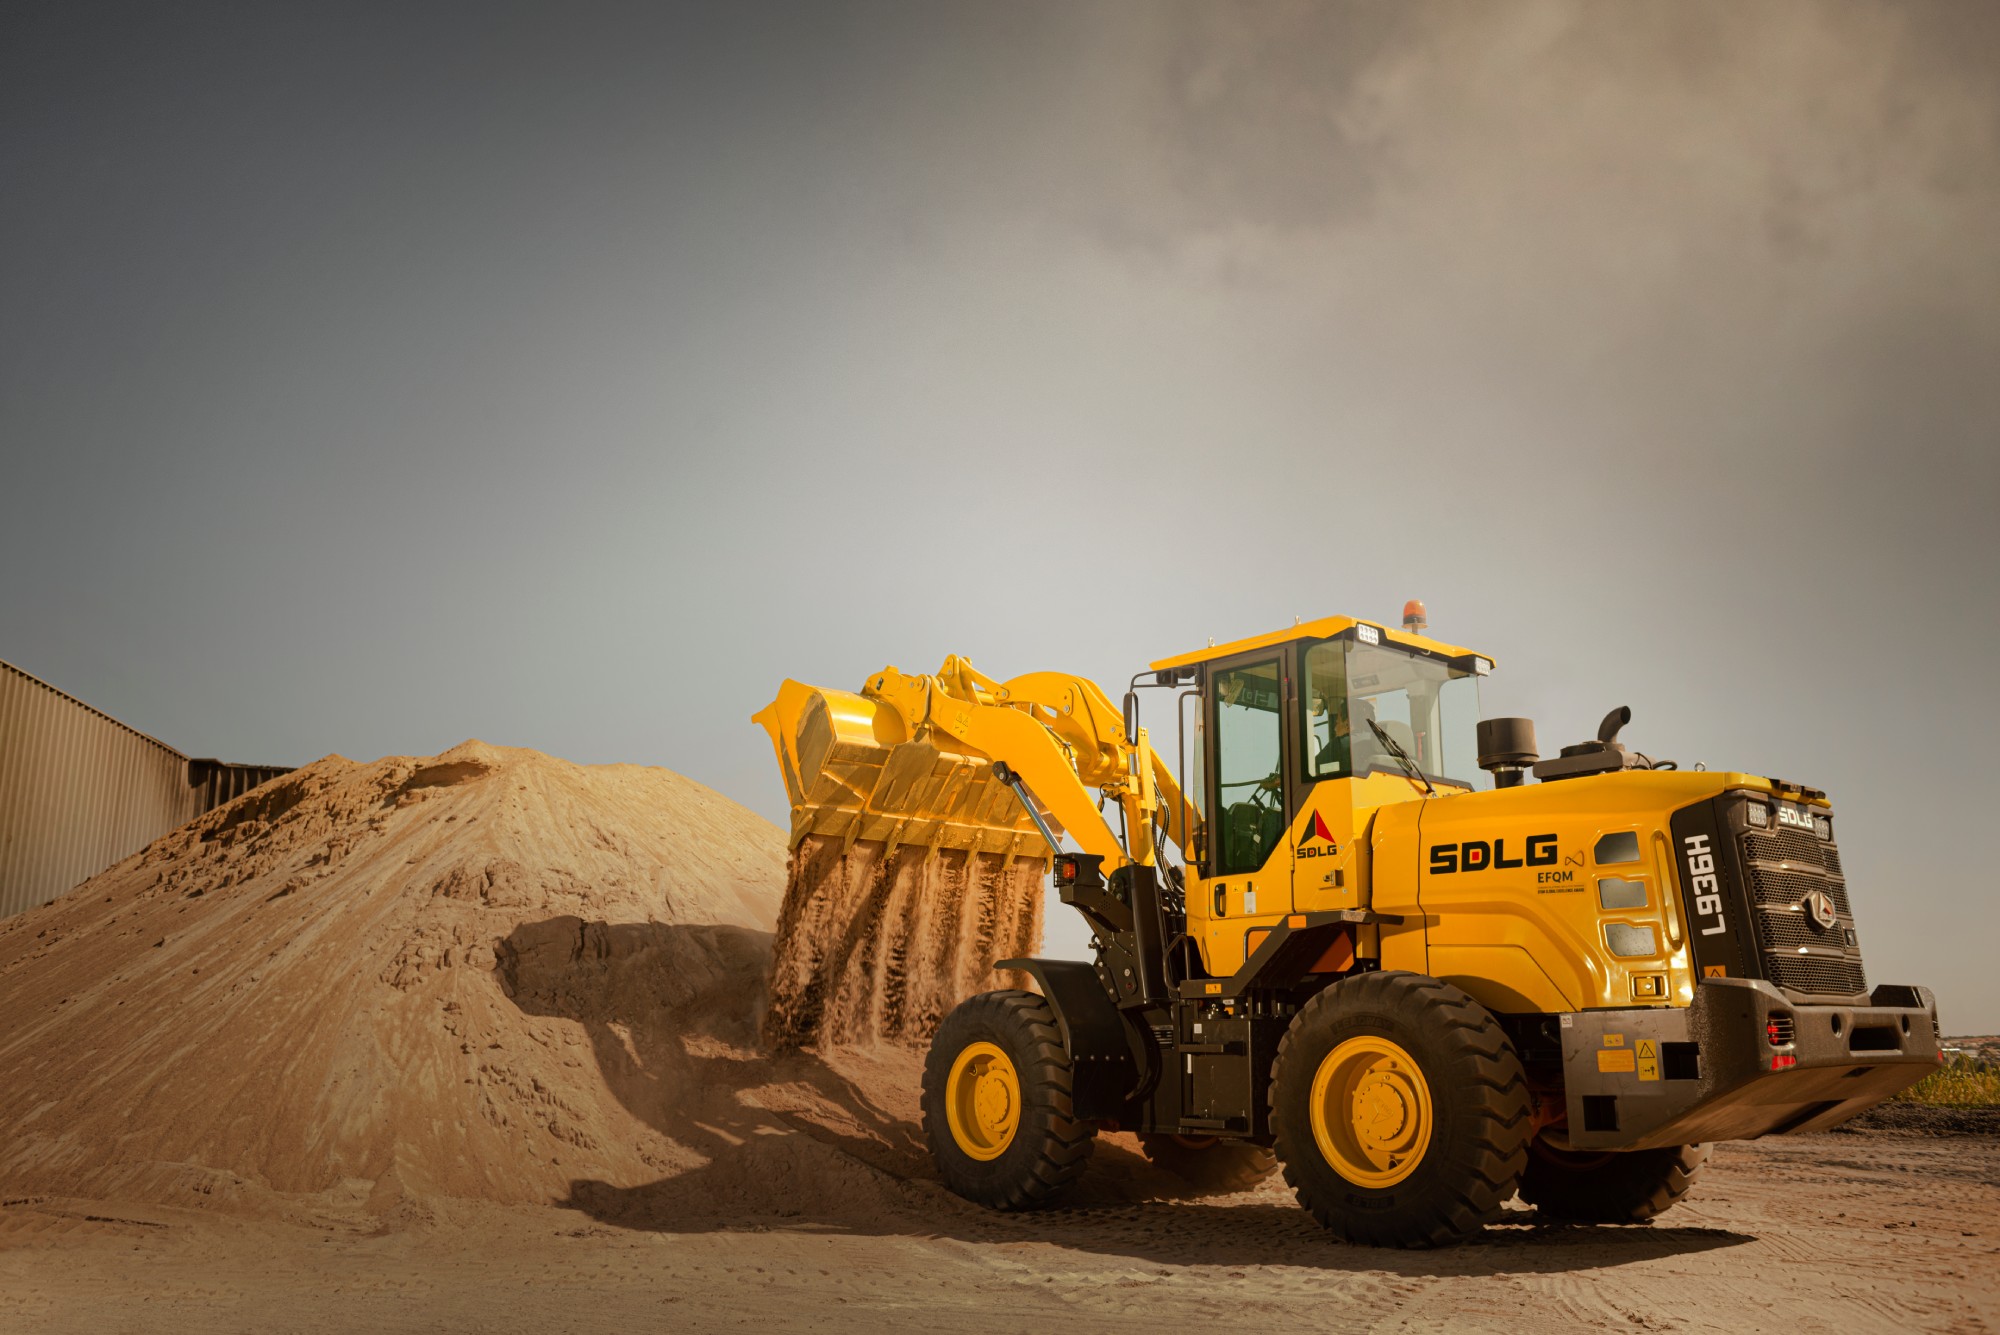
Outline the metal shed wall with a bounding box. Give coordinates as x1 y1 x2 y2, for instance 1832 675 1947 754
0 660 289 919
188 759 294 811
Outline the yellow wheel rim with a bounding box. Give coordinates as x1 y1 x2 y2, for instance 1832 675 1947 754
944 1041 1021 1161
1309 1035 1433 1187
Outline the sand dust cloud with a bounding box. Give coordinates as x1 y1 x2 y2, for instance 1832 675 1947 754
762 835 1044 1050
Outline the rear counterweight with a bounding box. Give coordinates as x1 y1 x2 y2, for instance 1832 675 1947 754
1556 978 1940 1151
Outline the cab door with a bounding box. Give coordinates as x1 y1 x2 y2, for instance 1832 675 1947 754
1188 648 1300 973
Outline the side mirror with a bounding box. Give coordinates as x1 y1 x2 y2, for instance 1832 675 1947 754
1123 690 1140 746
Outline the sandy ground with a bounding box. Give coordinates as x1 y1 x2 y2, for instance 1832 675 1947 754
4 745 1995 1333
3 1120 1996 1335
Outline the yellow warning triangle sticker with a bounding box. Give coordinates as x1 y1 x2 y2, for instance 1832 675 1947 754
1637 1039 1657 1058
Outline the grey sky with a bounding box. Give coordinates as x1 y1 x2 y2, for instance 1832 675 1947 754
4 3 1997 1025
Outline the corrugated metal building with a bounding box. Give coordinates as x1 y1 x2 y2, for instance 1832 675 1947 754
0 659 289 919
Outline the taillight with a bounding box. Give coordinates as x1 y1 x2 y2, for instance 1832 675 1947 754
1772 1054 1797 1070
1766 1012 1795 1046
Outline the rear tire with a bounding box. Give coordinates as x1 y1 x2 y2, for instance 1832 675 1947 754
921 990 1096 1209
1517 1140 1710 1223
1139 1135 1279 1194
1269 971 1532 1248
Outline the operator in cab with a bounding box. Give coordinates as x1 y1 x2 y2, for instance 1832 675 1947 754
1311 691 1382 779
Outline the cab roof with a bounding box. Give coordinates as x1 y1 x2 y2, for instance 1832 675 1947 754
1150 614 1489 672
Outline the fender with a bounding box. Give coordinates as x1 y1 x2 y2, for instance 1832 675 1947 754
1186 908 1402 1000
995 957 1138 1120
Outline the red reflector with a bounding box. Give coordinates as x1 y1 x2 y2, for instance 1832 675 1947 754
1772 1054 1797 1070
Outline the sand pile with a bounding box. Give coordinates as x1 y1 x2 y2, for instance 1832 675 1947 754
762 835 1044 1049
0 742 931 1223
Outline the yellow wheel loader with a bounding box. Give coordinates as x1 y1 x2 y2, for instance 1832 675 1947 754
753 608 1941 1247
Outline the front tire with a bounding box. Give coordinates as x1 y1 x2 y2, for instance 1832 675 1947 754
921 990 1096 1209
1269 971 1533 1248
1517 1140 1711 1223
1139 1135 1279 1194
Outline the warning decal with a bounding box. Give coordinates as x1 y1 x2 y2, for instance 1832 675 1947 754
1704 965 1727 978
1597 1049 1636 1074
1637 1038 1659 1082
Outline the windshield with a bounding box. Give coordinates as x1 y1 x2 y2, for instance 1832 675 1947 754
1302 638 1482 789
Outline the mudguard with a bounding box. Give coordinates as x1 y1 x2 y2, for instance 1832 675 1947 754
995 957 1137 1120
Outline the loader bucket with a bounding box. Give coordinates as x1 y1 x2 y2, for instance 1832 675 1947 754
752 679 1058 863
753 679 1054 1049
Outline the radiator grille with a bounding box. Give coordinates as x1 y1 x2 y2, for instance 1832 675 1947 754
1755 908 1840 950
1734 799 1867 999
1745 863 1853 917
1764 952 1868 997
1740 827 1837 874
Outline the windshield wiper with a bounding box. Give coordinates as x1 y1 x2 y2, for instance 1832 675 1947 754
1369 719 1437 797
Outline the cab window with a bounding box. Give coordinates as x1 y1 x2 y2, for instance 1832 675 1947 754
1298 635 1485 789
1213 659 1284 874
1302 641 1349 780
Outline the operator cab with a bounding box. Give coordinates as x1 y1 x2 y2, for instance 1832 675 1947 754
1150 615 1493 973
